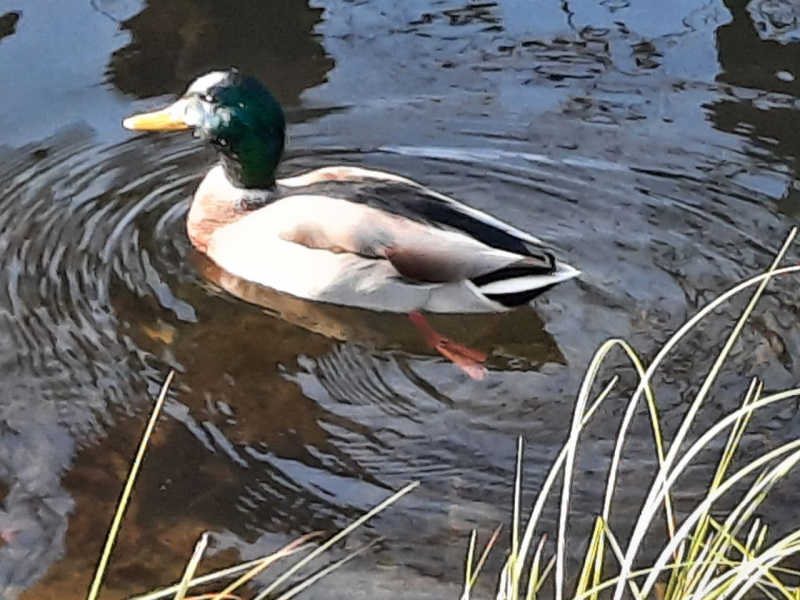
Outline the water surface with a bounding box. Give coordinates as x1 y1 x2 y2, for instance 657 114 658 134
0 0 799 597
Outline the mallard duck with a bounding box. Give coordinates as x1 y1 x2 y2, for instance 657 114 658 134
123 69 578 314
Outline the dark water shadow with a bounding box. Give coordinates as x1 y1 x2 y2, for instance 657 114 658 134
710 0 800 179
107 0 333 107
0 11 20 44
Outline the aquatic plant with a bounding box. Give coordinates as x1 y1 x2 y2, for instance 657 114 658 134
462 228 800 600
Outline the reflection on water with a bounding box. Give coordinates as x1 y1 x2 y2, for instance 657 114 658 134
747 0 800 43
0 11 19 43
0 0 797 597
196 255 564 369
712 0 800 195
108 0 333 104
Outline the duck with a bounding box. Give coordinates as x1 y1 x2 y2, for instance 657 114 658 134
123 69 579 314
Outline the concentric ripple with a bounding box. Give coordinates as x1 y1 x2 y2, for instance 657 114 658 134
0 129 205 425
2 116 800 596
0 128 208 591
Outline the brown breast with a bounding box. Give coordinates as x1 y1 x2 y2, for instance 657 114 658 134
186 166 250 253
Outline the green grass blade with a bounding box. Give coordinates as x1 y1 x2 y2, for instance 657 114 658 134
525 535 547 600
575 518 604 598
129 541 314 600
251 481 419 600
557 347 626 600
609 233 799 600
515 370 618 591
273 537 383 600
641 444 800 598
87 371 174 600
462 530 477 600
208 533 322 600
174 532 209 600
469 525 502 591
678 379 761 596
511 437 523 600
706 519 794 600
701 532 800 600
601 522 644 600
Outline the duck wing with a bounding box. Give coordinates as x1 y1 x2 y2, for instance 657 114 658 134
272 167 578 306
277 168 556 270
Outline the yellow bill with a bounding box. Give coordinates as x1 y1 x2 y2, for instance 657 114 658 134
122 103 189 131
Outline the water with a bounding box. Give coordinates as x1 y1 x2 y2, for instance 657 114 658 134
0 0 799 597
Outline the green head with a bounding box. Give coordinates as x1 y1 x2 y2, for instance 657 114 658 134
123 69 286 189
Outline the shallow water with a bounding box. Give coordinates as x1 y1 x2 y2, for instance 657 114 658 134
0 0 800 597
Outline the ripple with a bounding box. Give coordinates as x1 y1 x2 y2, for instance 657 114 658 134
0 131 203 419
0 128 207 591
1 114 799 597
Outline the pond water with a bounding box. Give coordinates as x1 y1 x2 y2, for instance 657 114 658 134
0 0 800 597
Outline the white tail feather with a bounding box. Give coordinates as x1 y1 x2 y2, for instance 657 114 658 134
478 263 580 295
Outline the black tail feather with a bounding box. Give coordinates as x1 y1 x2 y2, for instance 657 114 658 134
484 284 557 307
470 258 555 288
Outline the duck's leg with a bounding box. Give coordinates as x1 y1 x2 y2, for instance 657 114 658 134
408 311 488 380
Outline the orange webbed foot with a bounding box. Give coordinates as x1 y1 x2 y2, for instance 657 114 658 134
409 311 488 380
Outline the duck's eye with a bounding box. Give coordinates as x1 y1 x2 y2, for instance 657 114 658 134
204 94 214 103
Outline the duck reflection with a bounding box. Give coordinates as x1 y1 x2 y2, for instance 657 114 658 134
192 253 565 375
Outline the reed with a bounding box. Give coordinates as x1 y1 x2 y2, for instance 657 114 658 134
461 229 800 600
